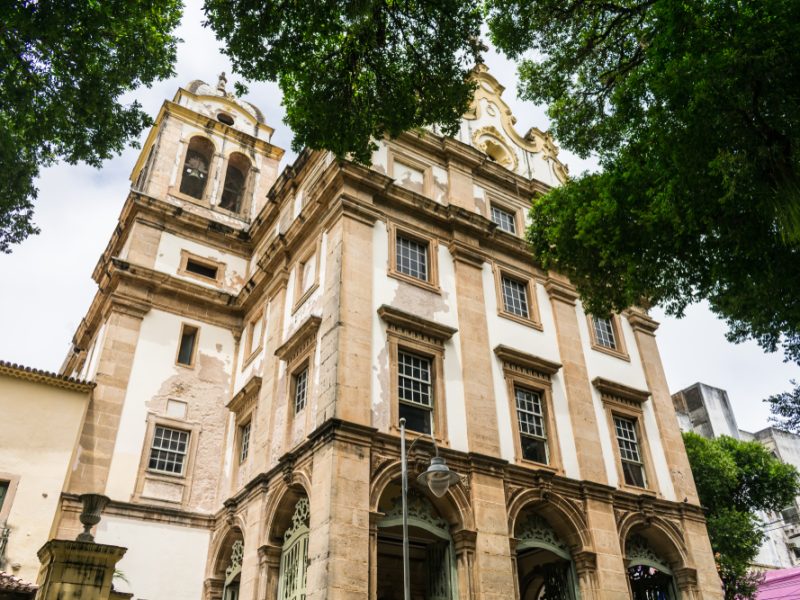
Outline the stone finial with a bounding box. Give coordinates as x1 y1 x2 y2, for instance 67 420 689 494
76 493 110 542
217 71 227 93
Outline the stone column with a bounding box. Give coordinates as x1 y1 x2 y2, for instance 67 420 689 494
368 512 382 600
572 550 599 600
507 537 520 600
544 277 607 483
452 529 477 600
674 567 699 600
36 540 127 600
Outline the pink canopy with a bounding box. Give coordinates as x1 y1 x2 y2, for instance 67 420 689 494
757 566 800 599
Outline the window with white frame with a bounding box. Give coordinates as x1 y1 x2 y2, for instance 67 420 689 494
502 276 530 318
396 235 429 281
491 205 517 234
293 366 309 413
148 426 190 475
593 317 618 350
515 387 549 464
614 416 646 487
239 421 251 463
398 350 433 435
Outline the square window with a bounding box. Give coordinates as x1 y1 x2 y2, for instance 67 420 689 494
177 324 199 366
502 276 530 318
148 426 189 475
396 235 429 281
293 367 308 413
515 387 549 464
614 416 647 487
491 205 517 234
239 421 251 463
398 350 433 435
593 317 617 350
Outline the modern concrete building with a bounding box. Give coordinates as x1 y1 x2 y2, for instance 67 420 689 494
673 382 800 570
1 69 722 599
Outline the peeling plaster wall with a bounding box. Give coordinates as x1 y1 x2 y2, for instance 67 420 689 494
577 301 676 500
369 221 469 452
0 376 89 581
154 231 248 294
481 268 581 478
105 308 234 512
95 514 209 600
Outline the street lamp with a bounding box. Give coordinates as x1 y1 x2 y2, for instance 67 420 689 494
399 417 461 600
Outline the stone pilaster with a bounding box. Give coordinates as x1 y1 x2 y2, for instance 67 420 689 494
450 243 500 456
583 497 628 599
545 278 607 483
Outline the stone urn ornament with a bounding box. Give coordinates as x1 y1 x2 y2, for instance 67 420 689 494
76 493 110 542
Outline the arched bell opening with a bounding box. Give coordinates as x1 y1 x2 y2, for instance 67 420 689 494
375 482 459 600
514 511 580 600
625 533 680 600
180 136 214 199
219 152 250 213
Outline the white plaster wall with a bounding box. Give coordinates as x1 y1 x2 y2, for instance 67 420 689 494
95 514 210 600
0 377 89 581
577 301 676 500
369 221 469 452
105 308 235 501
153 231 248 293
482 268 581 479
180 93 266 141
233 300 271 395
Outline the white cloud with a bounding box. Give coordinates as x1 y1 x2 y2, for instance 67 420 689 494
0 0 794 432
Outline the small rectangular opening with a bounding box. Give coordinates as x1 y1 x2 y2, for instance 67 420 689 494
177 325 198 366
185 258 218 280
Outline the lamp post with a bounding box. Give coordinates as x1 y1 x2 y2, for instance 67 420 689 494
399 418 461 600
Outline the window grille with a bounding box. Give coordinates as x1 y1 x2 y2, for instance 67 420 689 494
515 387 548 463
593 317 617 349
398 350 433 434
502 276 530 318
148 426 189 475
614 416 646 487
294 367 308 413
491 206 516 234
278 498 310 600
396 235 428 281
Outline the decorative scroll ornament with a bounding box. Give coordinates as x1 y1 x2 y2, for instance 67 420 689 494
225 540 244 579
382 489 449 532
284 497 310 541
626 535 671 572
516 514 568 554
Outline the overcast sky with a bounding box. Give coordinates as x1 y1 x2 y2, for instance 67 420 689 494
0 0 796 432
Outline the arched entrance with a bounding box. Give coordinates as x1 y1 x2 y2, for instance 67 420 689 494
514 512 579 600
277 497 310 600
376 485 458 600
625 535 679 600
223 540 243 600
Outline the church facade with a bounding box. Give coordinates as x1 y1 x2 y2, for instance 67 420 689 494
39 68 721 599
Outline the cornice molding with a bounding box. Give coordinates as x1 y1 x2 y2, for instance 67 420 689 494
494 345 562 376
60 492 214 530
377 305 458 342
275 315 322 361
626 310 660 335
544 278 579 305
592 377 650 404
227 375 262 414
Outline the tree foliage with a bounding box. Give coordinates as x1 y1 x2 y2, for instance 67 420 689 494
0 0 182 251
204 0 800 368
204 0 483 163
766 380 800 433
683 432 799 598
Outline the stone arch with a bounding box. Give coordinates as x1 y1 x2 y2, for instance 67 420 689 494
507 488 592 554
617 512 690 572
262 476 311 548
369 458 474 532
205 525 244 600
219 151 252 213
180 135 216 199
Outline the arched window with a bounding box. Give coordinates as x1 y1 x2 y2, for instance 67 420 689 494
278 497 310 600
514 511 578 600
180 137 214 200
222 539 243 600
219 153 250 213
